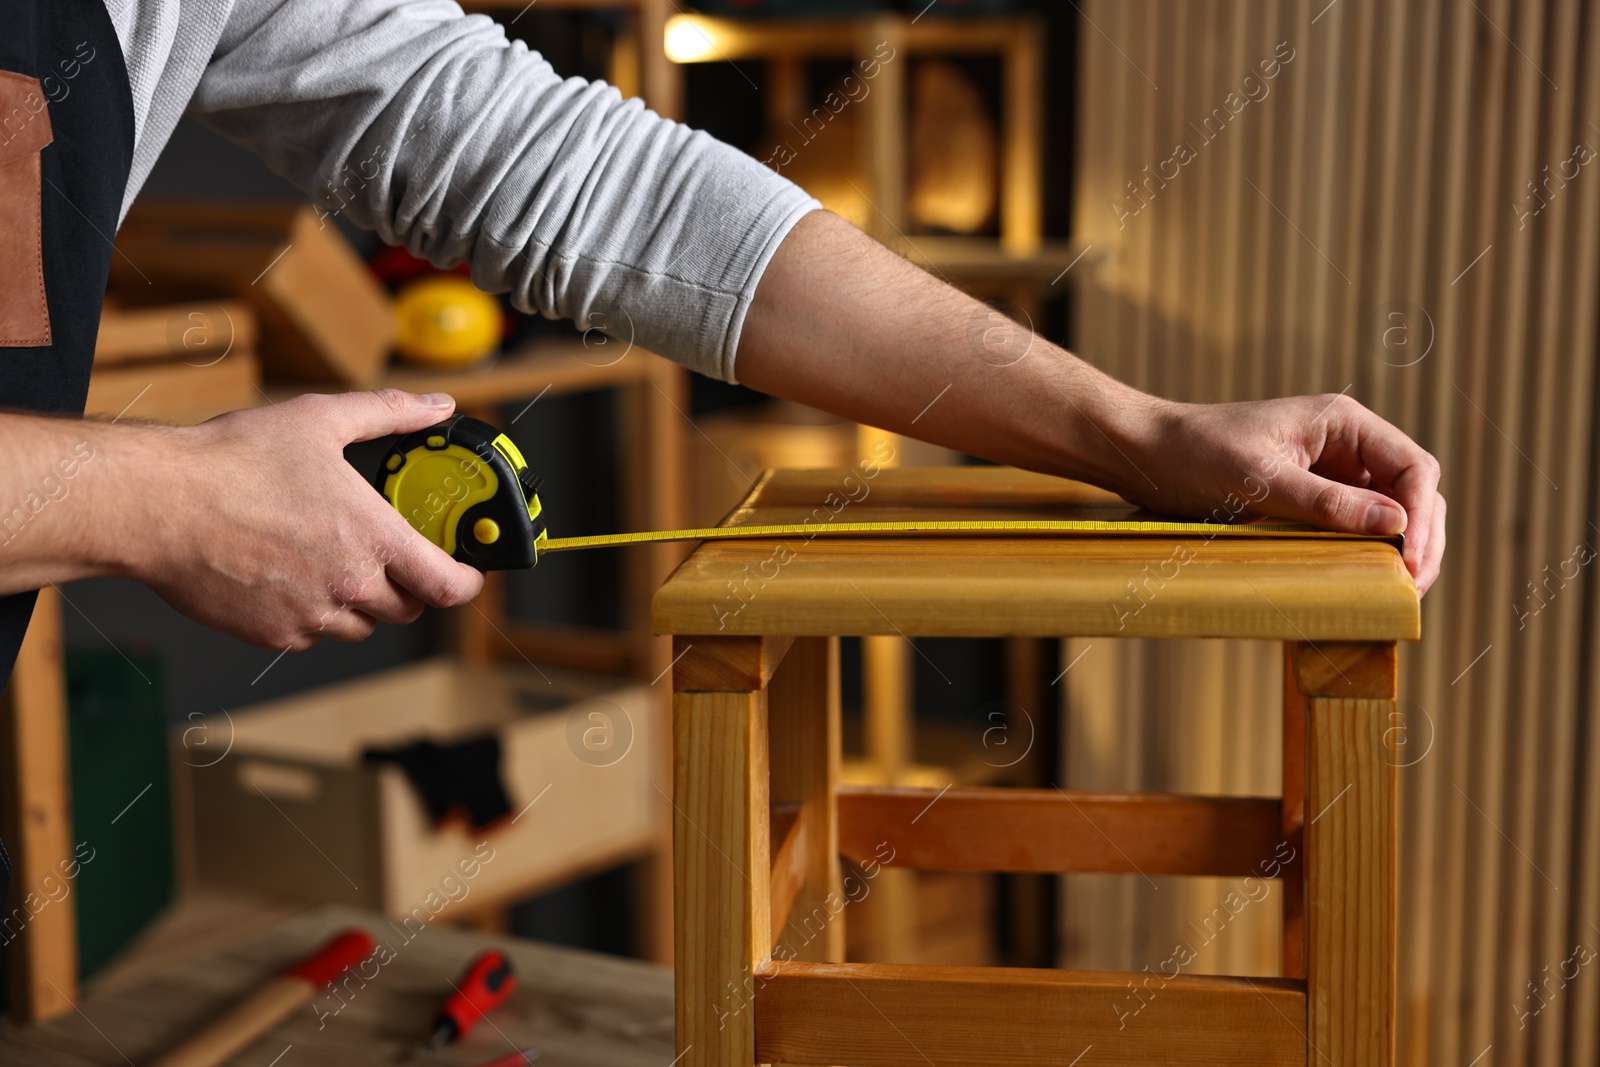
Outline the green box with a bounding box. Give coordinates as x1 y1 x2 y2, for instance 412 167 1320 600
66 648 173 981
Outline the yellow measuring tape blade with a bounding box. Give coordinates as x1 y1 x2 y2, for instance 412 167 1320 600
539 519 1376 554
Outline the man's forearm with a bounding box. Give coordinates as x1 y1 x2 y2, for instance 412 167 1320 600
736 210 1444 595
0 414 161 593
0 392 484 649
736 210 1167 493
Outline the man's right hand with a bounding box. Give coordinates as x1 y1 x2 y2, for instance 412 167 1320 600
124 389 484 650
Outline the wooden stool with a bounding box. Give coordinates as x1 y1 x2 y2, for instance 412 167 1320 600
654 467 1419 1067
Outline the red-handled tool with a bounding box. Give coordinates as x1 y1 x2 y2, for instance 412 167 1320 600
285 929 377 987
422 949 518 1053
152 928 375 1067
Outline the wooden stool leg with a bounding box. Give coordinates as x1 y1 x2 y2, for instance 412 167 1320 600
1281 644 1307 980
1294 642 1398 1067
673 637 783 1066
768 637 843 963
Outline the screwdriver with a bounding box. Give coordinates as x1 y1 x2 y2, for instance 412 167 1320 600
422 949 518 1054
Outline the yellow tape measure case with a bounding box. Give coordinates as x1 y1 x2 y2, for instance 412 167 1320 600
376 415 547 570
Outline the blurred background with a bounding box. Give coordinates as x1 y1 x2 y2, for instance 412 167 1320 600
2 2 1596 1065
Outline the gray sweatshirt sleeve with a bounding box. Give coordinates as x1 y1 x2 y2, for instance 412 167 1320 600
187 0 819 383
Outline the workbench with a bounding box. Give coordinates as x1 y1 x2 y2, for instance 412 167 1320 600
0 900 674 1066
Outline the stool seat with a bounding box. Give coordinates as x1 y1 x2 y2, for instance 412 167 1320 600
656 466 1415 1067
653 467 1419 640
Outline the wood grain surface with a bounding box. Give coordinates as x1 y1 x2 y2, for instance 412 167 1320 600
755 960 1306 1066
837 785 1285 877
0 905 673 1067
654 468 1419 640
672 688 771 1067
767 637 845 964
1306 695 1397 1066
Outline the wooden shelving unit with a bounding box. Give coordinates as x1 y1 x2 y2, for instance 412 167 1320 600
464 0 682 120
664 12 1053 262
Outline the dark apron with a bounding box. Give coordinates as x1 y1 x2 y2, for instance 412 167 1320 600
0 0 134 907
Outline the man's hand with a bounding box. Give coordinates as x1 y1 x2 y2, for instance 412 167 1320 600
1121 394 1445 596
126 390 484 650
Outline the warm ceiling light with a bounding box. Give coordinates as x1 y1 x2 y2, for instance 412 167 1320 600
664 16 721 64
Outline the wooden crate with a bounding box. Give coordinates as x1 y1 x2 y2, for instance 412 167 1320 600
110 203 392 386
95 299 256 366
84 356 261 425
172 660 661 918
84 300 262 424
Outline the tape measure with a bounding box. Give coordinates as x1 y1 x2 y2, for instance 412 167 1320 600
376 415 548 570
376 416 1374 571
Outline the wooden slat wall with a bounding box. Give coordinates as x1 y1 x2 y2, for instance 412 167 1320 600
1060 635 1285 979
1063 4 1600 1064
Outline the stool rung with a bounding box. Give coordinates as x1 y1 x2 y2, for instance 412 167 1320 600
755 960 1306 1066
838 786 1286 877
